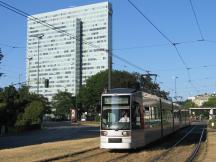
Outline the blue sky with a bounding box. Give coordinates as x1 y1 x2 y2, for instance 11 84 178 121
1 0 216 100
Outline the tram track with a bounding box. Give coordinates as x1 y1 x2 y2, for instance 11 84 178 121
53 149 130 162
35 147 100 162
52 148 107 162
110 125 206 162
107 153 130 162
149 125 206 162
36 124 206 162
44 147 130 162
186 127 205 162
149 126 197 162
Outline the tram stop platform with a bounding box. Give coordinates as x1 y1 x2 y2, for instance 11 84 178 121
200 129 216 162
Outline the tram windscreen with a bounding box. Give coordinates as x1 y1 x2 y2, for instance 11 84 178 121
101 96 130 130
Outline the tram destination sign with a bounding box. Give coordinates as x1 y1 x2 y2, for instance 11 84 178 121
103 96 129 105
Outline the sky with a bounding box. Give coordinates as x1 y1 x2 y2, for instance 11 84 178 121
1 0 216 100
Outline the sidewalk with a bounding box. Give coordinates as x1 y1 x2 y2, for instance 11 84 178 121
202 129 216 162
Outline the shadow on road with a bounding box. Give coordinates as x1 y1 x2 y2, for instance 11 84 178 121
0 121 99 149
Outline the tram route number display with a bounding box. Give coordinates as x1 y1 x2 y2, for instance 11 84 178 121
103 96 129 105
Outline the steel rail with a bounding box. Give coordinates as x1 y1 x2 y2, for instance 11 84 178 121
150 126 197 162
34 147 100 162
186 127 205 162
107 153 130 162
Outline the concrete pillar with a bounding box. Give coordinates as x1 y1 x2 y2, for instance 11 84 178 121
209 108 214 120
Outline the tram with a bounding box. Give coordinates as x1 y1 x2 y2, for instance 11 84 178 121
100 88 190 149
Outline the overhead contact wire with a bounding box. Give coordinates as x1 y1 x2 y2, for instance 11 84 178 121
0 0 152 74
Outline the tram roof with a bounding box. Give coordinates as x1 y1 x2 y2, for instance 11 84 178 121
107 88 137 94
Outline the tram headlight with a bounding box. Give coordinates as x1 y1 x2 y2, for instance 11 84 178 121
101 131 108 136
122 131 130 136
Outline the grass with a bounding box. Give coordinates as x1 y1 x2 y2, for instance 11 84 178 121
0 137 99 162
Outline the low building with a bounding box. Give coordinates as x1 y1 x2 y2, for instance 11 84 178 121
188 93 216 107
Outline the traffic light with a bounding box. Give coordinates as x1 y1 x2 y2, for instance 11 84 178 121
45 79 49 88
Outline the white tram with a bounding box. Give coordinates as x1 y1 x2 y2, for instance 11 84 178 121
100 88 190 149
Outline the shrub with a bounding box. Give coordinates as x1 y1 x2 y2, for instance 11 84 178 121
95 114 101 122
15 101 44 130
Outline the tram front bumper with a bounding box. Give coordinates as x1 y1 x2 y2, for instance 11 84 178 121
100 136 132 149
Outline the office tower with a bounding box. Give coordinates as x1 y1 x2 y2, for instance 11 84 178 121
26 2 112 100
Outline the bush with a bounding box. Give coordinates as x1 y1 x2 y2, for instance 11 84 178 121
15 101 44 130
208 118 216 129
95 114 101 122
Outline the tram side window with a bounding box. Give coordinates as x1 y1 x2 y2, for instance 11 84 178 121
144 106 161 128
132 102 141 129
162 105 173 127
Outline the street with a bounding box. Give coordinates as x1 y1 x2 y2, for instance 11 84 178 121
0 121 99 149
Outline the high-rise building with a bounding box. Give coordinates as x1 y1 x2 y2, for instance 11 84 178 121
26 2 112 100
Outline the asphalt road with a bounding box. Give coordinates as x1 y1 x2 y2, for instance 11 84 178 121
0 122 99 149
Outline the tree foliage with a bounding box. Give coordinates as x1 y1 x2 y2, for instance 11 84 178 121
51 91 75 119
203 97 216 107
0 85 49 132
77 70 169 113
181 99 199 108
15 101 44 127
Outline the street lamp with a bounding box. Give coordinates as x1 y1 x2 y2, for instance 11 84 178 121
30 34 44 94
99 48 112 92
173 76 178 100
107 49 112 92
27 57 32 86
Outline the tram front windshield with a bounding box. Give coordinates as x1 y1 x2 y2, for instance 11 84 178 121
101 96 130 130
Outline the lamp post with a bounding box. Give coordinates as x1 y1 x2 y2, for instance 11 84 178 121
30 34 44 94
18 73 22 88
174 76 178 100
27 57 32 86
100 48 111 92
108 49 112 92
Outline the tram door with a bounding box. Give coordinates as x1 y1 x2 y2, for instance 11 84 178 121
144 106 162 143
131 101 145 147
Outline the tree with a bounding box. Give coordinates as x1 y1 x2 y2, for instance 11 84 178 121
1 86 18 127
181 99 199 108
28 93 50 114
77 70 169 113
0 85 50 132
15 101 44 127
51 91 75 120
0 90 7 127
203 97 216 107
77 70 137 113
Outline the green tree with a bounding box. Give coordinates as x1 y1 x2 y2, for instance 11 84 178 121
28 93 50 114
1 86 18 127
203 97 216 107
15 85 49 116
51 91 75 120
77 70 136 113
77 70 168 113
182 99 199 108
0 85 50 132
0 90 7 127
15 101 44 127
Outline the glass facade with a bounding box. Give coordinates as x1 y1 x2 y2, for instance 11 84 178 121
26 2 112 100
